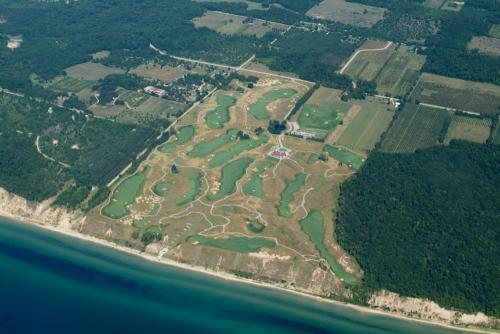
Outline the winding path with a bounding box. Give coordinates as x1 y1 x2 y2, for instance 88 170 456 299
339 41 393 75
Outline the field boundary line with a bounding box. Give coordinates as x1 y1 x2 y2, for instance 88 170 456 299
340 41 393 74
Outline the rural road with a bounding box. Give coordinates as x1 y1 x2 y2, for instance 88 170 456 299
339 41 393 74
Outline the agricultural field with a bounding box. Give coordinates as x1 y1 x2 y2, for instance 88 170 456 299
89 79 361 293
342 40 397 82
444 115 492 144
490 121 500 145
380 103 451 153
193 11 289 38
374 45 426 97
48 76 96 93
467 36 500 57
65 62 124 81
411 73 500 116
441 0 464 11
423 0 445 9
130 63 188 83
335 97 395 153
193 0 271 11
307 0 386 28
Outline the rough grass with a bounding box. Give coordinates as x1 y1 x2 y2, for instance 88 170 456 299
65 62 124 81
187 129 239 157
160 125 195 153
176 172 202 206
206 95 236 129
49 76 96 93
307 0 386 28
444 116 491 144
208 157 254 201
208 135 268 168
249 89 297 120
277 173 306 217
323 145 364 170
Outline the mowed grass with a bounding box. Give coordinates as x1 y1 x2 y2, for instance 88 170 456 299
152 182 173 197
207 157 254 201
187 129 239 157
49 76 96 93
298 103 350 133
193 11 288 38
343 41 396 82
208 135 268 168
137 96 186 116
299 210 358 284
411 73 500 116
336 101 394 152
243 161 272 198
206 95 236 129
277 173 307 218
102 168 148 219
160 125 195 153
249 89 297 120
380 104 450 153
307 0 386 28
65 62 124 81
176 172 202 206
444 116 491 144
375 45 426 97
188 235 276 253
323 145 364 170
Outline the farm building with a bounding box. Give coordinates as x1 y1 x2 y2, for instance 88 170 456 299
144 86 166 97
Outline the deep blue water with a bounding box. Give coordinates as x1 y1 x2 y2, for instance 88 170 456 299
0 217 466 334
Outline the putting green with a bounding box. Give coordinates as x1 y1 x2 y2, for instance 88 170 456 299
249 89 297 120
206 95 236 129
323 145 364 170
187 129 239 157
307 153 321 164
152 182 173 197
299 210 358 284
176 172 202 206
208 135 268 168
102 168 149 219
208 157 254 201
242 161 271 198
246 220 266 233
159 125 195 153
277 173 306 217
188 235 276 253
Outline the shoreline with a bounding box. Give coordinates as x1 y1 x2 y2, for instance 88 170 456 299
0 210 495 334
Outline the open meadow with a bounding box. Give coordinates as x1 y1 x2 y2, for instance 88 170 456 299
65 62 124 81
90 78 362 292
307 0 386 28
467 36 500 57
444 115 491 144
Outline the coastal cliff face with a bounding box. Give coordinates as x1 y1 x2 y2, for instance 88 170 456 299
369 291 500 329
0 187 83 229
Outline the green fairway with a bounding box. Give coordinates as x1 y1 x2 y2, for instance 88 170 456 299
298 103 350 132
277 173 307 217
102 168 149 219
249 89 297 120
323 145 364 170
206 95 236 129
246 220 266 233
176 172 202 206
160 125 195 153
187 129 239 157
299 210 358 284
208 157 254 201
132 218 148 228
188 235 276 253
242 161 271 198
152 182 173 196
208 135 268 168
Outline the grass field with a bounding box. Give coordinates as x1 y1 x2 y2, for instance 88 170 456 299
193 0 270 11
467 36 500 57
249 89 297 120
130 63 187 83
298 103 350 134
278 173 306 217
136 96 186 116
193 11 289 38
187 129 239 157
188 235 276 253
243 161 272 198
489 25 500 38
102 168 148 219
152 182 173 197
307 0 386 28
176 172 202 206
490 120 500 144
323 145 364 170
206 95 236 129
299 210 358 284
116 88 150 108
342 41 397 82
336 99 394 152
208 157 254 201
444 116 491 144
49 76 96 93
411 73 500 116
65 62 124 81
380 104 450 153
160 125 195 153
423 0 445 8
375 45 426 97
208 135 268 168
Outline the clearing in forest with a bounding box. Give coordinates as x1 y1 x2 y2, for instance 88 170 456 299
65 62 124 81
467 36 500 57
307 0 386 28
444 116 492 145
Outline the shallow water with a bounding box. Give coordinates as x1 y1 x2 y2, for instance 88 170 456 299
0 217 466 334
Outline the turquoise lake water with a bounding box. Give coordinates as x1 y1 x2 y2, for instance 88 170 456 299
0 217 467 333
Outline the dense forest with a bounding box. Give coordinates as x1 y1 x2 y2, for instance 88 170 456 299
336 141 500 316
